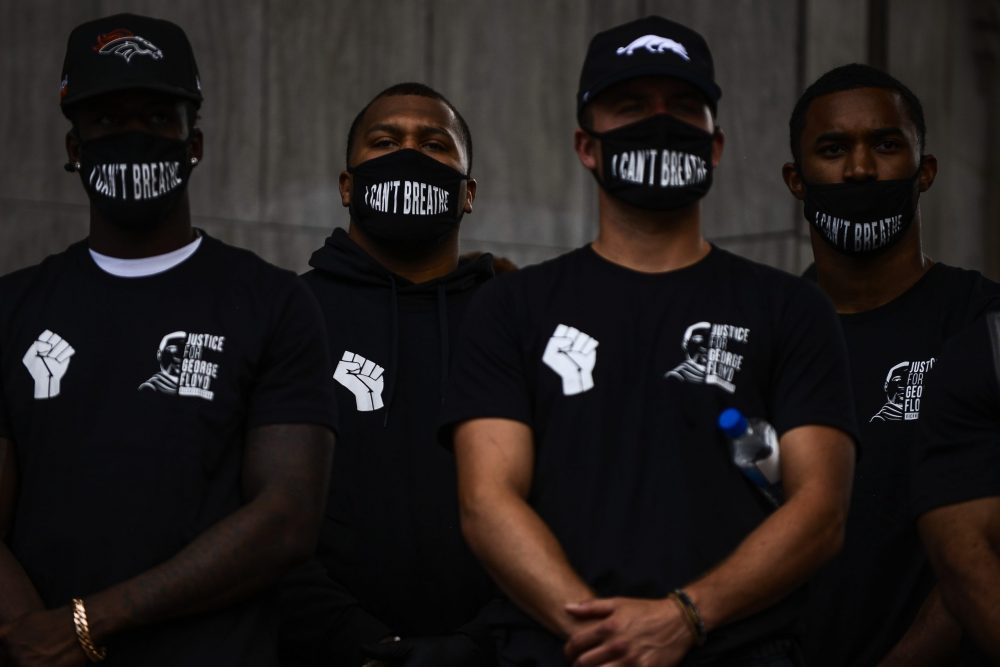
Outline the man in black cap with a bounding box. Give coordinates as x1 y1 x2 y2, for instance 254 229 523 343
0 13 336 666
442 15 857 666
781 64 1000 666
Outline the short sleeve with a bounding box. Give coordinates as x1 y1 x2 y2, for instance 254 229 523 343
247 276 338 433
439 277 532 444
768 279 859 445
911 315 1000 517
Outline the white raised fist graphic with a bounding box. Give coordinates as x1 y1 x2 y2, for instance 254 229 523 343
542 324 598 396
334 351 385 412
22 329 75 399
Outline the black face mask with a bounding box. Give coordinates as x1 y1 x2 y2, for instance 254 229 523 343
77 132 194 230
348 149 468 244
800 165 922 256
587 113 714 211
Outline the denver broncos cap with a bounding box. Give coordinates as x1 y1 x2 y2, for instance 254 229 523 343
577 15 721 119
59 13 202 114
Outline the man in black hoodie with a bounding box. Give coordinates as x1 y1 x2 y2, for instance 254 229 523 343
278 83 497 667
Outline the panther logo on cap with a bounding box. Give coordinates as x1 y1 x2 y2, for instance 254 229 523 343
93 29 164 63
616 34 689 60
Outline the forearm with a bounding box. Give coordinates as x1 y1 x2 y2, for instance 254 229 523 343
935 550 1000 658
875 587 961 667
0 544 44 623
461 492 592 637
920 499 1000 660
685 484 846 633
84 492 316 643
84 423 334 645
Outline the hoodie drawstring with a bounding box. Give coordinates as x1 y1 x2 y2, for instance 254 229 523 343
383 276 400 427
437 284 450 403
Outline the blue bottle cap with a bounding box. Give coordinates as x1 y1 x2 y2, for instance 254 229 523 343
718 408 748 438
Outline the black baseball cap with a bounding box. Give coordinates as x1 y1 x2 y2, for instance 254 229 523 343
577 16 721 119
59 13 202 115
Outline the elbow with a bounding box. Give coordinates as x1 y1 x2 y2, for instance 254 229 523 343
793 492 848 569
457 488 495 560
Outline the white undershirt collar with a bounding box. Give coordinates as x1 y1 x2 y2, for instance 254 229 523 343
89 233 203 278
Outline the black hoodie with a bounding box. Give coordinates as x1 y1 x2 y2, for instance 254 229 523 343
279 228 497 665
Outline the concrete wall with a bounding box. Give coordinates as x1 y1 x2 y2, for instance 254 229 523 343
2 0 997 277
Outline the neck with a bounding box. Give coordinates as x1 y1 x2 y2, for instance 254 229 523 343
88 193 195 259
348 224 459 284
812 218 932 314
591 192 710 273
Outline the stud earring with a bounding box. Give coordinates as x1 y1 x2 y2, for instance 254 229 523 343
190 156 199 166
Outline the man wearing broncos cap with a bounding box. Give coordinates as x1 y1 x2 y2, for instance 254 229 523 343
442 15 857 665
0 13 336 666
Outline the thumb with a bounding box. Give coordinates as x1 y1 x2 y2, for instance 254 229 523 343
363 637 411 661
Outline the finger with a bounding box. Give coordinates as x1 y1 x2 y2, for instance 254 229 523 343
582 338 599 354
566 598 618 618
371 365 384 381
361 359 376 376
51 339 70 359
39 329 54 343
565 326 581 339
59 345 76 362
342 350 355 361
563 625 625 665
576 643 629 667
554 324 568 337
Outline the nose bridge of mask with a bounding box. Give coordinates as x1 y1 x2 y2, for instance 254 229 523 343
350 148 468 180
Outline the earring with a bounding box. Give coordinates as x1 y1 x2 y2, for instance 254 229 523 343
190 156 199 166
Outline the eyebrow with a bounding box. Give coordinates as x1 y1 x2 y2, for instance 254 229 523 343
364 122 455 142
813 126 908 144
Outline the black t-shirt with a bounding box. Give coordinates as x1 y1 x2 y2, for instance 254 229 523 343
801 264 1000 667
440 245 858 663
913 312 1000 666
0 234 337 667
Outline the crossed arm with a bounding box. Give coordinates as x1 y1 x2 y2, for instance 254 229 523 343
918 497 1000 661
0 424 334 665
454 419 855 666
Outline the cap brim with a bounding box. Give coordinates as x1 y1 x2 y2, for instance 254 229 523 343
61 81 202 115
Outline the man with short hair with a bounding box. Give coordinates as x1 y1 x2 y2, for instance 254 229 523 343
277 83 497 667
0 13 336 666
443 16 857 666
913 312 1000 663
781 63 1000 666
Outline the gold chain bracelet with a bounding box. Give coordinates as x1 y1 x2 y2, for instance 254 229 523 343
71 598 108 662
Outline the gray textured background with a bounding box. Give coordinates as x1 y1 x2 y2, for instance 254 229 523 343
2 0 999 277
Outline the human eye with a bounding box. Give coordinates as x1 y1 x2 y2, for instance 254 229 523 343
371 136 398 149
875 138 901 152
817 143 846 158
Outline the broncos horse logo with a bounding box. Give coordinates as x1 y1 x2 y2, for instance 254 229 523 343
94 29 164 63
616 34 690 60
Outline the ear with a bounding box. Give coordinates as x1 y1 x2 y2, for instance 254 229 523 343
710 126 725 168
574 127 599 171
463 178 476 214
782 162 805 201
66 131 80 165
917 154 937 193
339 170 352 207
189 128 204 165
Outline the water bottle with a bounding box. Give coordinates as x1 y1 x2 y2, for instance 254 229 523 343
718 408 783 506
